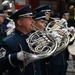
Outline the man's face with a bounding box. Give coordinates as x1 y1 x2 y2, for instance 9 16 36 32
35 20 46 30
45 12 51 21
18 17 35 33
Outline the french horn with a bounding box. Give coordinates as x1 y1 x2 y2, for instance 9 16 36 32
19 29 58 72
46 19 67 31
23 30 57 66
21 20 71 67
48 19 75 56
19 19 74 71
45 19 70 56
67 26 75 56
6 18 15 35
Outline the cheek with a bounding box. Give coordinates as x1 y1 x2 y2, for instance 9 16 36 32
24 20 31 28
22 20 29 26
25 20 31 25
0 18 3 23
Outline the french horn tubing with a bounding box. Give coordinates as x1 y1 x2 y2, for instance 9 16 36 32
19 20 75 71
19 24 58 70
25 30 57 66
45 20 70 56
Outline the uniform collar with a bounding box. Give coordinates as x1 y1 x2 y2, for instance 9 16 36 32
15 29 34 39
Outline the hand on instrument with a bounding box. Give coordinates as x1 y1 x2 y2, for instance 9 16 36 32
17 51 24 61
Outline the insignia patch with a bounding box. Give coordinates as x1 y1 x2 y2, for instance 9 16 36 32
0 47 6 58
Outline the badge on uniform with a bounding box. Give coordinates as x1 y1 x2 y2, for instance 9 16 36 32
0 47 6 58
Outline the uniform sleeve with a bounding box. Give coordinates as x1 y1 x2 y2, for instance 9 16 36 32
0 40 22 74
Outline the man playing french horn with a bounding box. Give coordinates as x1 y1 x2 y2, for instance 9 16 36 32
0 4 58 75
0 4 44 75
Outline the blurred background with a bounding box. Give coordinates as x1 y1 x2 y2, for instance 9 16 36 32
0 0 75 26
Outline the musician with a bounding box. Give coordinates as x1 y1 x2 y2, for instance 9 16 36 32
34 4 52 23
33 9 51 75
33 11 47 30
48 13 60 28
49 10 70 75
2 6 13 29
0 9 7 42
33 5 54 75
60 10 70 27
0 4 42 75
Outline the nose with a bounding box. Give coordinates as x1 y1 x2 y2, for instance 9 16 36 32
31 18 35 24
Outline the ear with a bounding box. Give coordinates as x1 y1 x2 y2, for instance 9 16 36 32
17 20 22 26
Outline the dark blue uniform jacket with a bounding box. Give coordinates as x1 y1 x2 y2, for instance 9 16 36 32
0 29 42 75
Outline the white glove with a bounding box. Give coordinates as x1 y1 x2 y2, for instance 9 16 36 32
73 29 75 33
69 26 75 32
60 18 68 27
70 26 74 30
52 31 59 37
62 28 68 34
17 51 24 61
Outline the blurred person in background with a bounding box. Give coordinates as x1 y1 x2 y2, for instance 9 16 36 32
0 9 7 42
34 4 52 24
